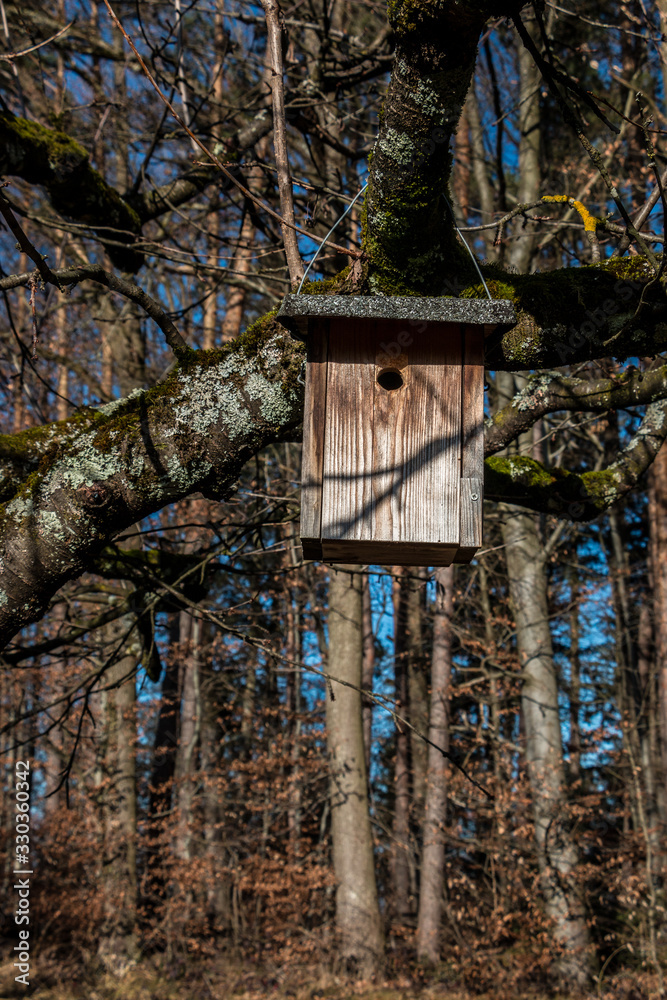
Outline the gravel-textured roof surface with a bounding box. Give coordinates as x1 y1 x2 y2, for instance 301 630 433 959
277 294 516 338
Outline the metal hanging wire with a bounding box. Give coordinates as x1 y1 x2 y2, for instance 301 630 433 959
297 180 368 294
297 181 492 301
443 193 492 301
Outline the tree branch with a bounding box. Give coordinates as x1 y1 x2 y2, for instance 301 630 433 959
482 257 667 371
485 365 667 455
0 189 59 287
260 0 304 286
0 317 304 650
485 400 667 518
0 111 143 272
0 264 189 356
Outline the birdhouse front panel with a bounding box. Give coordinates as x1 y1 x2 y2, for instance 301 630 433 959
277 296 515 566
320 317 465 565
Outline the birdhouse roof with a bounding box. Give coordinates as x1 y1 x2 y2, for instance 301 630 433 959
277 294 516 340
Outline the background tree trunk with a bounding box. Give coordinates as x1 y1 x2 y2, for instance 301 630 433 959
502 510 592 986
417 565 454 964
391 569 412 923
649 442 667 834
326 566 383 977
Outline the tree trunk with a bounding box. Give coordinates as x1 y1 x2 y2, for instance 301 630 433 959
649 441 667 831
391 569 412 923
174 611 202 862
416 565 453 964
502 509 593 986
200 657 231 931
568 558 582 785
326 566 383 976
98 625 139 975
509 11 541 273
362 573 374 778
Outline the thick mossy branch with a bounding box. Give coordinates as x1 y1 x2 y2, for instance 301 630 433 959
0 109 273 273
485 364 667 455
0 426 59 503
481 257 667 370
485 400 667 518
0 112 143 272
0 317 305 651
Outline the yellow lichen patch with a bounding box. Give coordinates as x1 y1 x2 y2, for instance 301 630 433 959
541 194 601 232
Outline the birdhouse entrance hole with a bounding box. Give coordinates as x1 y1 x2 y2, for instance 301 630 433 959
377 369 404 391
277 295 516 567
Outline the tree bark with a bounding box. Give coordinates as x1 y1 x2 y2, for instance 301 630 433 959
174 612 201 862
362 573 374 779
391 569 412 923
416 565 453 964
508 8 542 274
649 442 667 830
326 566 383 976
98 623 139 974
502 509 593 986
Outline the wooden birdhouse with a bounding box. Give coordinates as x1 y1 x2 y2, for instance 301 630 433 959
277 295 516 566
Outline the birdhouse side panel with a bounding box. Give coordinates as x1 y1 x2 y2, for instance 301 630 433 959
457 326 485 560
300 321 329 560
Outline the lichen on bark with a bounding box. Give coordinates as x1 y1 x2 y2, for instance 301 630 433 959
0 327 305 648
362 2 496 293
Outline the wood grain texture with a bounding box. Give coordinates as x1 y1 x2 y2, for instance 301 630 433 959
461 325 485 480
303 315 487 565
456 476 482 562
321 318 376 542
300 319 329 553
320 319 463 556
371 320 461 545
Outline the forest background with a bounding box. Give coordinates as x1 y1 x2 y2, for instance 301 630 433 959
1 1 667 998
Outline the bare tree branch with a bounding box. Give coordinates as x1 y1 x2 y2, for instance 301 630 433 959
102 0 359 266
485 365 667 455
0 189 60 287
0 264 188 355
260 0 304 286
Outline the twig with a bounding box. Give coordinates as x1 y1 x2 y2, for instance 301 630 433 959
513 10 659 269
28 276 38 359
0 189 60 288
462 213 662 243
0 264 188 355
636 92 667 277
542 195 602 262
490 199 544 245
260 0 304 285
101 0 360 262
0 20 74 60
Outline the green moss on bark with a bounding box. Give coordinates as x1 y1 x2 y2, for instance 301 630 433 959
484 454 638 520
0 112 143 271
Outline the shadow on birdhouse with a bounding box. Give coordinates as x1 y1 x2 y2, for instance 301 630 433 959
277 295 516 566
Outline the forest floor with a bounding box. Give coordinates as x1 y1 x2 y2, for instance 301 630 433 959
0 955 659 1000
